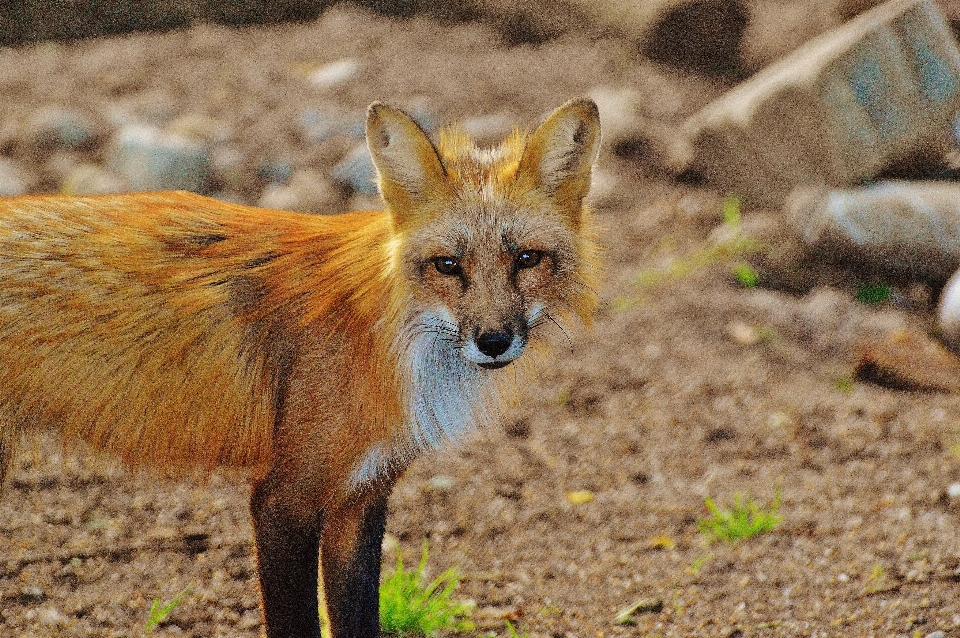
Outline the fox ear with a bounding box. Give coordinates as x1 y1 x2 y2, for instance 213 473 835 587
516 98 601 221
366 102 447 224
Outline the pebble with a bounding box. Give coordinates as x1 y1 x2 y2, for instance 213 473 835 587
19 586 45 601
256 157 295 185
306 58 361 89
237 609 261 630
21 106 100 156
106 123 211 193
30 606 69 626
947 483 960 499
565 489 594 505
167 114 231 146
256 170 341 214
460 112 514 143
210 146 247 193
60 163 129 195
0 157 34 196
331 144 378 195
297 108 343 143
726 320 760 346
938 267 960 353
425 475 454 492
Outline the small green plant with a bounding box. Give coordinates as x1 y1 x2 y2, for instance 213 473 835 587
613 194 759 309
504 620 529 637
732 262 759 288
855 282 892 305
834 376 855 393
144 584 192 633
863 563 895 595
379 541 475 636
697 491 782 543
721 194 741 226
685 552 715 576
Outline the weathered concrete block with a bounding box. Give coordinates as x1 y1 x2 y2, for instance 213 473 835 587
681 0 960 206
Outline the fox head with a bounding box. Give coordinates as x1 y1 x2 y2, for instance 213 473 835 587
366 99 600 372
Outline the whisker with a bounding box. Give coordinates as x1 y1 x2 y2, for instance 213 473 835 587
544 312 573 354
561 274 599 297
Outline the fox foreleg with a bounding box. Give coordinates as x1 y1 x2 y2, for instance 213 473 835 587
320 487 392 637
251 468 393 638
250 471 325 638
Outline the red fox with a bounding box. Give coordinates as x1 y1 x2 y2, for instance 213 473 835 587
0 98 600 637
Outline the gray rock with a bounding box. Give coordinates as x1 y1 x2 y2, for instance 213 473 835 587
0 157 35 196
331 144 378 196
106 124 211 193
939 270 960 353
588 86 685 169
460 112 514 144
788 181 960 282
22 106 100 156
297 107 367 141
61 164 129 195
256 158 295 185
297 108 342 143
306 58 360 89
257 170 342 214
167 114 231 146
340 112 367 139
347 194 385 213
402 99 437 133
210 146 247 194
681 0 960 206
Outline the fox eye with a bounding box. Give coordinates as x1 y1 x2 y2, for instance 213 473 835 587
515 249 543 270
432 256 462 276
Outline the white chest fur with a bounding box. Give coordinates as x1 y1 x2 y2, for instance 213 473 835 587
347 310 490 489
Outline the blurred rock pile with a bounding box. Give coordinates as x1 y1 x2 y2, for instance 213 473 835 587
0 83 382 213
11 0 956 74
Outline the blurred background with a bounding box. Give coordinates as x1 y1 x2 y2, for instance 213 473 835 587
7 2 960 637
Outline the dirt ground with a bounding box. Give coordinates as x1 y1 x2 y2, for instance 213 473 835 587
2 5 960 638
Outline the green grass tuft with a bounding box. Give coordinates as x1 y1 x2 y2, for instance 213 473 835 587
144 584 192 633
855 282 892 305
721 194 742 226
732 263 759 288
697 491 782 543
613 194 759 308
379 541 475 636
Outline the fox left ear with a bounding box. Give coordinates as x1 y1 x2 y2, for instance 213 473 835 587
366 102 447 226
516 98 601 223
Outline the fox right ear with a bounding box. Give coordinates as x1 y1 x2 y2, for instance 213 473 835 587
366 102 447 224
516 98 601 225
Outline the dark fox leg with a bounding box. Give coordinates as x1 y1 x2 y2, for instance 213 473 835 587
250 472 325 638
320 485 393 637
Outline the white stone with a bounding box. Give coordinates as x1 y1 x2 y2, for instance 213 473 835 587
307 58 360 89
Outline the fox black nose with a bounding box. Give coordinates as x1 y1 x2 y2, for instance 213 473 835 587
475 330 513 358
